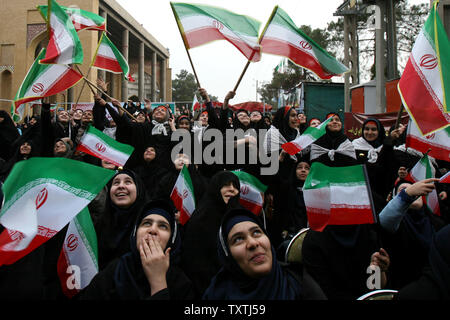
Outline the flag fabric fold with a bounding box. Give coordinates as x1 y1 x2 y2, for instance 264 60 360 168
405 118 450 162
439 171 450 183
397 1 450 136
303 162 376 232
39 0 83 65
76 125 134 167
13 48 83 120
405 153 441 216
259 6 349 79
57 206 98 298
170 2 262 62
92 32 135 81
232 171 267 215
282 117 332 155
170 165 196 225
0 158 114 266
38 4 106 32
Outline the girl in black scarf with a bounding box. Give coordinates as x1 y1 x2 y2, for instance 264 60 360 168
203 208 303 300
180 171 241 297
96 169 148 270
310 113 357 167
79 199 195 300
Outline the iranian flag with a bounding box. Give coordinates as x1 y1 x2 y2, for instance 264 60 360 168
303 162 376 232
39 0 83 65
57 207 98 298
92 32 135 81
405 154 441 216
0 157 114 266
170 165 196 225
259 6 349 79
13 48 83 120
38 4 106 32
171 2 261 62
405 118 450 162
398 1 450 136
282 117 332 155
232 171 267 216
76 125 134 167
439 171 450 183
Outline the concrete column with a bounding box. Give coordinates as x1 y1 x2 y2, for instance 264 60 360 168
121 29 129 101
152 51 157 101
139 42 145 100
375 0 386 114
160 59 166 102
99 11 107 82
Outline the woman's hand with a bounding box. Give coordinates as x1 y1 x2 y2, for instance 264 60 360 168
139 235 170 296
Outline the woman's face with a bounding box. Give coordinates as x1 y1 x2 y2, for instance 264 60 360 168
327 115 342 132
82 110 93 123
136 113 146 123
53 140 67 156
178 119 190 130
297 113 306 124
309 119 321 128
57 110 69 123
110 174 137 209
143 147 156 162
363 122 379 142
199 112 209 126
174 153 190 170
237 112 250 126
288 109 299 129
228 221 273 278
153 107 168 122
136 214 171 251
220 182 239 204
250 112 262 123
73 109 83 121
296 162 310 181
20 142 32 155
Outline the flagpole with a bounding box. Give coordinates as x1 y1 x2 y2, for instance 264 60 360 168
394 103 404 129
170 3 201 88
232 6 278 94
74 65 93 109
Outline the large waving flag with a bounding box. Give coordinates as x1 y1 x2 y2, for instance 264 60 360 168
282 117 332 155
57 207 98 298
0 158 114 266
39 0 83 65
92 32 135 81
259 6 349 79
38 4 106 32
170 2 261 62
13 48 83 120
76 125 134 167
170 165 196 225
405 118 450 162
232 171 267 215
303 162 376 232
398 1 450 136
405 154 441 216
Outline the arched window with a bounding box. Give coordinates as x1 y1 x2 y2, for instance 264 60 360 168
0 70 12 108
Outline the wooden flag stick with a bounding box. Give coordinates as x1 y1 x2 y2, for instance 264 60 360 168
394 104 405 129
73 65 93 109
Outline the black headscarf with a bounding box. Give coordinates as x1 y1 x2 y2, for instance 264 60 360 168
203 208 302 300
361 118 386 148
272 106 298 142
428 224 450 299
114 199 180 299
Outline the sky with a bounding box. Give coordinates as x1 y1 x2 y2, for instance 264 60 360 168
115 0 429 104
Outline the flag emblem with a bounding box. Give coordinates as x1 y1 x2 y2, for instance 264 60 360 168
66 234 79 252
300 41 312 50
241 185 250 196
95 143 106 153
213 20 224 30
32 83 45 93
36 188 48 210
419 54 438 69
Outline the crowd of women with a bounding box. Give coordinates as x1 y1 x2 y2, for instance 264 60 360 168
0 80 449 301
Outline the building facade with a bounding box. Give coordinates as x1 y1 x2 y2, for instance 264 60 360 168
0 0 171 113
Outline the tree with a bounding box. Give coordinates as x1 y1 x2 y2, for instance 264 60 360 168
172 69 218 103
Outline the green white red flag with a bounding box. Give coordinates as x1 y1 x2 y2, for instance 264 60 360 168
405 154 441 216
92 32 135 81
282 117 332 155
405 118 450 162
13 48 83 121
232 171 267 215
398 1 450 136
170 165 196 225
38 4 106 32
57 207 98 298
439 171 450 183
170 2 262 62
76 125 134 167
303 162 376 232
259 6 349 79
39 0 83 65
0 157 114 266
